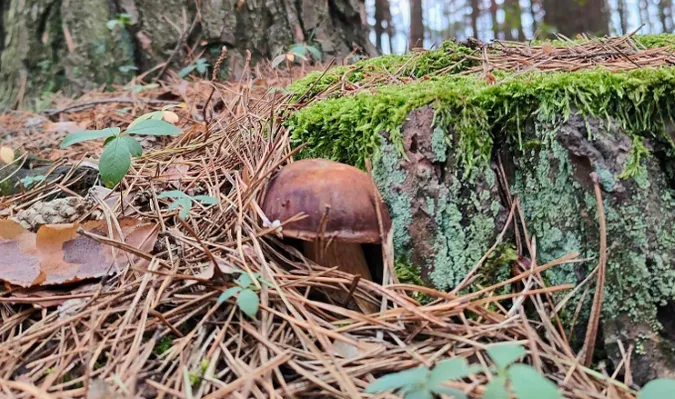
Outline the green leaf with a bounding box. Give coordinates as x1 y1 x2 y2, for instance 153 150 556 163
237 289 259 318
271 55 287 69
99 138 131 187
106 20 119 30
126 119 182 136
217 287 242 304
486 343 526 370
167 198 192 217
429 358 480 387
483 376 509 399
306 45 322 60
118 136 142 157
289 44 307 56
60 128 119 148
365 367 429 394
638 379 675 398
178 65 196 78
196 63 208 74
158 190 190 200
119 65 138 73
236 273 254 288
508 364 562 399
162 103 185 111
150 111 164 120
429 386 467 399
192 195 218 205
403 389 433 399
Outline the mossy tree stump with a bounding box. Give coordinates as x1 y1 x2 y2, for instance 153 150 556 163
288 35 675 384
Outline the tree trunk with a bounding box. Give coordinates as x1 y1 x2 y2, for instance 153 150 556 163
504 0 525 41
470 0 480 39
530 0 539 35
374 0 393 54
659 0 673 33
617 0 629 35
0 0 376 110
490 0 500 40
542 0 610 37
409 0 424 49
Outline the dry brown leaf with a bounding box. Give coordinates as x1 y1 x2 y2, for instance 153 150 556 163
162 111 180 124
0 146 15 164
542 42 554 55
44 121 87 134
0 218 158 288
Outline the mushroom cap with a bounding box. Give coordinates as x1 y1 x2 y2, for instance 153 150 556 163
261 159 392 244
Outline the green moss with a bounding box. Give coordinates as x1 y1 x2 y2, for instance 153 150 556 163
153 334 176 356
288 41 477 101
289 67 675 171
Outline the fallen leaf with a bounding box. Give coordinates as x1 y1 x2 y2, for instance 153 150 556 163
0 146 15 164
0 218 158 288
44 121 87 134
542 42 554 55
330 334 385 359
162 111 180 124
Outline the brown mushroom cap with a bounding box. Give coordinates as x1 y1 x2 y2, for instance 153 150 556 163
261 159 392 244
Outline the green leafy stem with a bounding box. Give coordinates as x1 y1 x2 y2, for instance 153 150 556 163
60 104 184 187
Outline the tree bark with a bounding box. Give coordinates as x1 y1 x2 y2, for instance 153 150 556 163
504 0 525 41
0 0 376 110
409 0 424 49
490 0 500 40
617 0 629 35
542 0 610 37
374 0 393 54
470 0 480 39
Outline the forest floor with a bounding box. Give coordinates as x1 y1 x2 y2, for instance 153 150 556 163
0 49 649 398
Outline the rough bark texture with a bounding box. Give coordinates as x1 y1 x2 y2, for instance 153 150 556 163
0 0 375 110
409 0 423 49
542 0 610 37
372 106 675 384
374 107 508 291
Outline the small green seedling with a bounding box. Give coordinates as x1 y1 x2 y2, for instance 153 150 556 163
118 65 138 73
60 105 183 187
217 270 274 319
157 190 218 220
18 175 47 189
124 83 160 93
272 43 322 69
178 58 209 78
638 378 675 398
106 13 132 30
483 343 561 399
365 357 481 399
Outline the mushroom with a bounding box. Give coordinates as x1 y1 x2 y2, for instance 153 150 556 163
261 159 392 313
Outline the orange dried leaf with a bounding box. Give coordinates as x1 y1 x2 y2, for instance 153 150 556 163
163 111 180 124
0 218 158 288
0 146 15 164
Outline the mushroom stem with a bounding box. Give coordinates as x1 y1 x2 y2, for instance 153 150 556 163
303 240 379 314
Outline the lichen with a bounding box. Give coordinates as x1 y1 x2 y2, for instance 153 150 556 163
290 35 675 334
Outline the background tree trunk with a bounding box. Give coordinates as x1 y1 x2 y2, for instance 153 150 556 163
0 0 375 110
542 0 610 37
617 0 629 35
503 0 525 41
409 0 424 49
490 0 500 40
470 0 480 38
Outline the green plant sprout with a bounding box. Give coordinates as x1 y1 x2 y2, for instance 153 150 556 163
178 58 209 78
17 175 46 189
483 343 561 399
118 65 138 73
638 379 675 398
106 13 132 30
272 43 322 69
60 105 183 187
365 357 481 399
217 270 274 319
156 190 218 220
124 82 160 93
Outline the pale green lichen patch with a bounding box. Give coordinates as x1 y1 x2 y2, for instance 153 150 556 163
289 36 675 331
